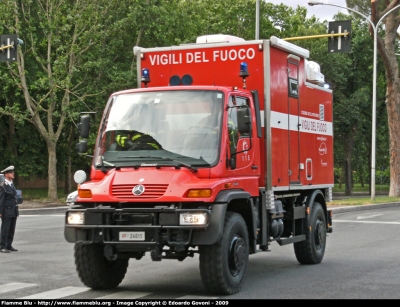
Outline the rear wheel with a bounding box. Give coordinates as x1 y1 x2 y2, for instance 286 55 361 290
74 243 129 289
294 202 327 264
199 212 249 295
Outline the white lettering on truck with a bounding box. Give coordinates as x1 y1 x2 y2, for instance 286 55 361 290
150 53 183 65
148 48 256 66
213 48 255 61
301 120 327 133
187 52 209 63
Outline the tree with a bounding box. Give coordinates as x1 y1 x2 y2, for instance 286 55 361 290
0 0 128 201
346 0 400 196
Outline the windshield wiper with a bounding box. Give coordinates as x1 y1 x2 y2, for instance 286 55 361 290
103 160 115 167
161 157 198 173
95 157 116 173
116 156 198 172
118 156 164 159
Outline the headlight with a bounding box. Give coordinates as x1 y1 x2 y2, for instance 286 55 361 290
179 213 207 225
67 212 85 225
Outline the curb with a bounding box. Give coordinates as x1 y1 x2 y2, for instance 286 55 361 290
330 202 400 213
19 206 69 215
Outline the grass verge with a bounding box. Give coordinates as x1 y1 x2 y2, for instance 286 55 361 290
332 184 389 193
328 196 400 206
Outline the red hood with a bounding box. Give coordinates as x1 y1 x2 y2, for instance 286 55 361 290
78 167 219 203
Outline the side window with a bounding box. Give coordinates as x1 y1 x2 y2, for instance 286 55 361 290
288 78 299 98
227 96 249 155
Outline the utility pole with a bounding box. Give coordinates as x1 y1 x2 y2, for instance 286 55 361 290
255 0 259 40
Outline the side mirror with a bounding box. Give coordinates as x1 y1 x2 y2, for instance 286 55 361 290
78 115 91 138
237 107 251 134
76 140 88 153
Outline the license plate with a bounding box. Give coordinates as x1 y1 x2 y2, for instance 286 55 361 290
119 231 145 241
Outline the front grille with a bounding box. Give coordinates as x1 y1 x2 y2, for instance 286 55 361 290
112 184 168 199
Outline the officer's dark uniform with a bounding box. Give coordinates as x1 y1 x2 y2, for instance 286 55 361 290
0 166 19 253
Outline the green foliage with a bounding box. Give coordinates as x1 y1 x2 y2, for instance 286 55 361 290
376 169 390 185
333 183 389 193
21 188 68 202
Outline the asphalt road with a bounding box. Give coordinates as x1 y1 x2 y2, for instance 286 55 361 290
1 204 400 299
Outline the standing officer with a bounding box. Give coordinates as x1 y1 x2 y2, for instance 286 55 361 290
0 165 19 253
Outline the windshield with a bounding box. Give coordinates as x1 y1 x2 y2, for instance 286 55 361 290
94 90 224 167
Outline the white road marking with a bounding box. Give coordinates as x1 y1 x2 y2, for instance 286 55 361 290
334 220 400 225
357 214 384 220
19 215 65 217
178 295 220 299
97 291 152 299
20 286 90 299
0 282 37 294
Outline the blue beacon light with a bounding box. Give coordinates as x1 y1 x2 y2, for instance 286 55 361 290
141 68 150 87
239 62 249 89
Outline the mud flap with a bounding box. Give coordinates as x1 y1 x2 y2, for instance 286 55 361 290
192 204 227 245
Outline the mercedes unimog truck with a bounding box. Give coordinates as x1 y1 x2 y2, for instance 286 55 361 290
65 34 334 295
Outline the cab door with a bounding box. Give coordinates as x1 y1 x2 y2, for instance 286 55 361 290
227 95 254 172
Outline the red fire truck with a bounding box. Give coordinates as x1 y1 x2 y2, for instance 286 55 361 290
65 34 334 295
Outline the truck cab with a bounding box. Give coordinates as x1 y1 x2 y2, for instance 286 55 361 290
92 86 260 182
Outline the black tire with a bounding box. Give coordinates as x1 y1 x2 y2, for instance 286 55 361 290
199 212 249 295
294 202 327 264
74 243 129 289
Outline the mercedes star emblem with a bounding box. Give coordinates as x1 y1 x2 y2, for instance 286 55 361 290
132 184 145 196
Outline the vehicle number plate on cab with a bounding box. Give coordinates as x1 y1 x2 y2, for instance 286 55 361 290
119 231 145 241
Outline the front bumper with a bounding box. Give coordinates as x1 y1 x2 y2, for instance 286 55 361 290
64 204 227 248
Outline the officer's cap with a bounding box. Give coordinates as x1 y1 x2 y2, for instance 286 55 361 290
1 165 14 174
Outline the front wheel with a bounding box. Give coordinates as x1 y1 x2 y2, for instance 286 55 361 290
294 202 327 264
74 243 129 289
199 212 249 295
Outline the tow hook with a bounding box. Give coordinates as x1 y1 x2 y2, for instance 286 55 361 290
104 245 117 261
